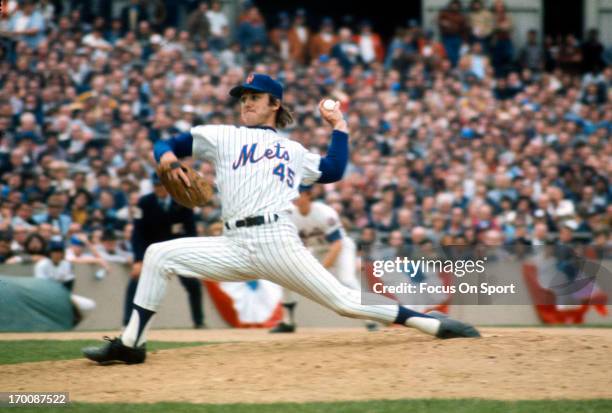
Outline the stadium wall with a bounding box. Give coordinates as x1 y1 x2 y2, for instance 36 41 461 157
1 263 610 330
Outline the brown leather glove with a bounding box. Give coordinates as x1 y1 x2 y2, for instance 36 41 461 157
156 162 213 209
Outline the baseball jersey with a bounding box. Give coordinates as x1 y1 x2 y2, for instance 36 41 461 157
191 125 322 221
288 201 345 254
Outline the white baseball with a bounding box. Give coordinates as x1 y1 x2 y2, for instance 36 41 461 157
323 99 336 111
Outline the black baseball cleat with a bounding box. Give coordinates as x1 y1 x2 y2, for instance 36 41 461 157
269 322 296 333
82 336 146 365
428 312 481 339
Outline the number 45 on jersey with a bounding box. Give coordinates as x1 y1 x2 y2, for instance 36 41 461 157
273 163 295 188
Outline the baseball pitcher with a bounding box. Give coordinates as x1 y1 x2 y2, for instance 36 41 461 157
83 73 479 365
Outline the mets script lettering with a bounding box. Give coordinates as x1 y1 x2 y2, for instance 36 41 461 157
232 143 290 170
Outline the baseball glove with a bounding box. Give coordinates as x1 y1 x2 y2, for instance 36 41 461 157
156 162 213 209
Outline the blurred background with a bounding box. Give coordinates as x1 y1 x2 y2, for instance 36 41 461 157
0 0 610 331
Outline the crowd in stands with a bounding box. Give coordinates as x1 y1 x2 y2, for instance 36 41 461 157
0 0 609 280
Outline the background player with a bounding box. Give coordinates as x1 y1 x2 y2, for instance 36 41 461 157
83 73 479 365
271 184 377 332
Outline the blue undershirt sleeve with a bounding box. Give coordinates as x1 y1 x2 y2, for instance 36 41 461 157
153 132 194 162
325 229 343 243
317 130 349 183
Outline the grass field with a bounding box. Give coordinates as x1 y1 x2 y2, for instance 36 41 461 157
1 330 611 412
0 340 213 365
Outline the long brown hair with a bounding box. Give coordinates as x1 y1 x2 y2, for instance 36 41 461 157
269 96 294 128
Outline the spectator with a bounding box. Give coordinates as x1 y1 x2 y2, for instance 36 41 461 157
120 0 148 35
520 29 543 71
186 1 210 43
65 233 109 273
582 29 605 74
309 17 336 62
28 172 53 201
104 18 123 45
219 41 246 69
331 27 360 74
409 226 429 253
437 0 467 67
428 213 448 246
7 0 46 49
544 34 561 72
245 40 266 66
148 108 180 142
368 202 398 239
206 0 229 50
94 171 126 209
468 0 494 50
385 28 411 70
149 0 169 32
558 34 582 75
417 30 446 68
579 185 606 216
354 20 384 65
70 188 94 226
448 208 467 237
493 76 518 100
459 42 490 80
6 232 47 264
82 27 112 55
286 8 310 64
38 0 57 22
357 226 379 258
90 189 123 230
48 160 73 192
34 240 75 291
9 223 27 252
269 12 292 61
94 228 132 264
592 229 611 259
12 202 37 230
373 229 406 261
270 9 311 65
0 230 15 263
33 194 72 236
237 4 267 50
547 186 576 221
490 0 514 75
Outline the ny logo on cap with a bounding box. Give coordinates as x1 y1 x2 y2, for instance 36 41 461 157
246 73 255 84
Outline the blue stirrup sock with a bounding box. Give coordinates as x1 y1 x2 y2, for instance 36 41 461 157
394 306 440 336
121 304 156 347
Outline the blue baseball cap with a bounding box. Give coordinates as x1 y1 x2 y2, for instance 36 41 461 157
70 235 85 247
229 73 283 101
49 240 65 252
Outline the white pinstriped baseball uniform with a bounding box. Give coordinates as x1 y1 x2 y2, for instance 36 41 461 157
133 124 402 324
288 201 359 290
82 75 478 364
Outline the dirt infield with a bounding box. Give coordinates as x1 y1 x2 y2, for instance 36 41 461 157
2 327 612 403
